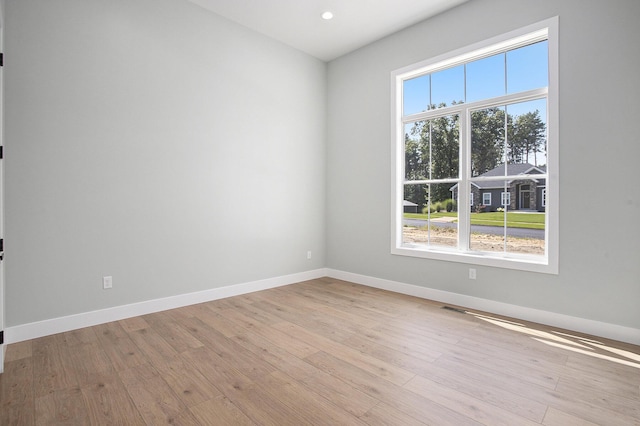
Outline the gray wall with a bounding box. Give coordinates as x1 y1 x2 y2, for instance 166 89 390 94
5 0 640 333
327 0 640 329
4 0 326 326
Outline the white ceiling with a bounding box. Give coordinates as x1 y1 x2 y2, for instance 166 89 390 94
187 0 469 62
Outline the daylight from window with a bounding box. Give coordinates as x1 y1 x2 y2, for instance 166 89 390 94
393 22 557 272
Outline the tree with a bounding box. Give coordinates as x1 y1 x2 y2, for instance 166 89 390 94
471 107 505 176
404 124 428 209
410 109 459 203
507 110 546 165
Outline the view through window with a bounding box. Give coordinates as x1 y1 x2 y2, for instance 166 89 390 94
392 19 558 273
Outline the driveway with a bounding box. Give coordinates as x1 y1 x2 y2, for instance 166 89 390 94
403 219 544 240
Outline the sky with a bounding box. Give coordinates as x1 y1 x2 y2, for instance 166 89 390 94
403 40 549 166
403 41 548 118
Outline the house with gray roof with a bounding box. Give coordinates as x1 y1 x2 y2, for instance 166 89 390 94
450 163 546 212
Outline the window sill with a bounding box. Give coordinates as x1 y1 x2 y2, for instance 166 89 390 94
391 245 558 274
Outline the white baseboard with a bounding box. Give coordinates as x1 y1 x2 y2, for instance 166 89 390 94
5 267 639 346
4 268 329 344
326 269 640 345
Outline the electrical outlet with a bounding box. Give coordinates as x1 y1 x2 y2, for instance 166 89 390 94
469 268 477 280
307 250 312 260
103 276 113 289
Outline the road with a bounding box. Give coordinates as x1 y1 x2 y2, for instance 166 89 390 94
403 219 544 239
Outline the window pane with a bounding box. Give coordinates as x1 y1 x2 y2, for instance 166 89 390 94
403 75 430 116
402 183 458 249
403 183 426 216
431 65 464 109
507 40 548 93
466 53 505 103
471 106 506 177
405 116 459 180
469 179 545 255
506 99 547 168
404 121 428 180
429 114 460 179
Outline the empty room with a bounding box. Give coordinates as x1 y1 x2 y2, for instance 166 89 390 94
1 0 639 424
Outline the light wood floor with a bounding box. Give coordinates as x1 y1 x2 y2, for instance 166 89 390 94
1 278 639 425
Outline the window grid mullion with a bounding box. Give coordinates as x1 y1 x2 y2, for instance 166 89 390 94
459 105 471 252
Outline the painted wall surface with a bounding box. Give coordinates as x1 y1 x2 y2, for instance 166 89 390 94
4 0 640 334
326 0 640 328
4 0 326 326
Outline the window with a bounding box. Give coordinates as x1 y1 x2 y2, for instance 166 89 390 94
392 18 558 274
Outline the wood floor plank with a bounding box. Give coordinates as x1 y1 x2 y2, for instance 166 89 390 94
543 392 639 426
456 312 572 364
410 357 548 422
80 376 145 425
60 326 99 347
342 327 443 363
557 366 640 401
262 286 387 332
230 331 380 417
4 341 33 362
35 386 89 426
360 402 430 426
94 322 149 372
189 396 256 425
31 336 78 398
305 350 482 426
180 317 277 380
69 341 116 388
255 370 369 425
219 296 287 326
551 377 640 423
119 362 191 425
156 356 223 407
142 311 205 354
404 374 542 426
1 404 35 426
118 316 150 333
443 339 561 389
222 309 320 358
253 299 359 342
127 326 179 370
564 351 640 388
181 347 309 426
274 321 416 386
1 357 35 423
542 407 599 426
2 278 639 425
183 303 246 337
433 353 552 404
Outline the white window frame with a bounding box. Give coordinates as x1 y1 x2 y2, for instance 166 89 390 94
470 192 474 206
483 193 492 206
501 192 511 206
542 188 547 207
391 17 558 274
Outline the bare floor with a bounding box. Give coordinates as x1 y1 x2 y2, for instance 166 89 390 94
1 278 639 425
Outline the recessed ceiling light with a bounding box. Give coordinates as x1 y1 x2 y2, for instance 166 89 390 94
321 11 334 20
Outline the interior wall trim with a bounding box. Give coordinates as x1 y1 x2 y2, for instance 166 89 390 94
4 268 329 344
326 269 640 345
5 267 638 346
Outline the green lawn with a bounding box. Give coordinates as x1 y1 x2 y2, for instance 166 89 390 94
404 211 545 229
